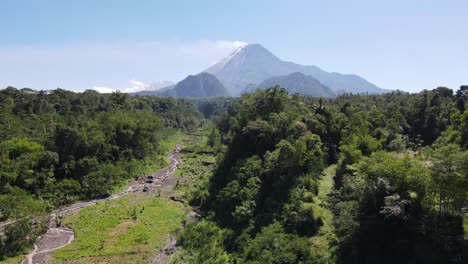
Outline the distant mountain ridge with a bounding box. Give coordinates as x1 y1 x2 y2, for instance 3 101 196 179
204 43 385 96
131 84 175 96
132 43 385 98
132 73 228 98
251 72 335 97
146 81 174 91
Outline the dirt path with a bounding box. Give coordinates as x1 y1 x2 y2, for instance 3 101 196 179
21 227 74 264
56 144 181 216
150 146 203 264
151 238 177 264
16 144 182 264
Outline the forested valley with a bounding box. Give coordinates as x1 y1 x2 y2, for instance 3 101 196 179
0 87 202 261
1 86 467 263
175 86 468 263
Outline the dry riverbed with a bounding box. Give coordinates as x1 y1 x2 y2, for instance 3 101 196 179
16 144 185 264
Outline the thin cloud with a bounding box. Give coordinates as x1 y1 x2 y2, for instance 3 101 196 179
93 80 174 93
93 79 149 93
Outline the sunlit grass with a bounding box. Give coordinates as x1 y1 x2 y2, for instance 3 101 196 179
464 215 468 239
317 165 336 204
310 164 338 260
0 254 27 264
170 132 215 207
112 131 182 194
52 194 186 263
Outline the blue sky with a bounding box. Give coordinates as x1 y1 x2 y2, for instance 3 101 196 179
1 0 467 92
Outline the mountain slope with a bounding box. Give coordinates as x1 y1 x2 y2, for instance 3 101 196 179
252 72 335 97
147 81 174 91
163 73 229 98
131 84 175 96
130 73 228 98
204 44 384 96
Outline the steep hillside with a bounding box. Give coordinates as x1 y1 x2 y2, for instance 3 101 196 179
252 72 335 97
162 73 229 98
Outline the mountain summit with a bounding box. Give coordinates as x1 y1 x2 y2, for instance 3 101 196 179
204 44 384 96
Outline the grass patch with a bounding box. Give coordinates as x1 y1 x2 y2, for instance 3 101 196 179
464 215 468 239
112 132 182 194
171 132 216 207
52 194 186 263
317 165 336 204
310 164 338 261
0 254 26 264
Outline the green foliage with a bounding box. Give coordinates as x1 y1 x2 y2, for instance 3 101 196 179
0 138 54 193
192 97 233 119
0 218 47 260
0 87 203 259
177 88 329 262
177 87 467 263
2 85 467 263
0 220 32 259
207 127 220 148
0 88 202 204
241 222 313 263
170 132 217 207
460 110 468 149
176 220 231 263
53 195 185 262
430 144 468 215
332 151 465 263
0 187 49 221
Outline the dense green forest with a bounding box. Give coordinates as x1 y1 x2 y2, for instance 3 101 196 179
175 86 468 263
0 87 202 259
1 85 467 263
